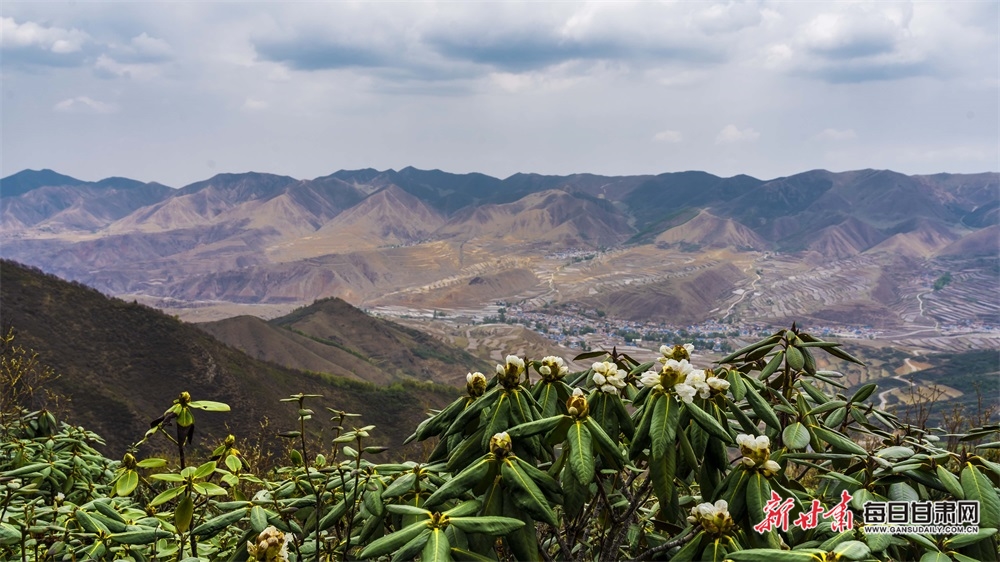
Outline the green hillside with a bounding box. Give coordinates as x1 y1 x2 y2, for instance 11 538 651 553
0 260 459 456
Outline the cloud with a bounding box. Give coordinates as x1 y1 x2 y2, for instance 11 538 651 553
53 96 116 114
693 2 764 35
716 125 759 144
801 12 901 60
1 17 91 67
815 128 857 141
772 4 953 83
242 98 268 111
112 32 173 63
653 130 683 143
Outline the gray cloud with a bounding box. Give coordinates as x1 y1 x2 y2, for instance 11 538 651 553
0 3 995 187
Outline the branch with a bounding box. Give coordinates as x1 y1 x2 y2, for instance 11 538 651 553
635 527 698 561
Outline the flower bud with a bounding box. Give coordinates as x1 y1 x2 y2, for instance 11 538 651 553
466 372 488 397
497 355 525 388
566 388 589 419
489 432 513 456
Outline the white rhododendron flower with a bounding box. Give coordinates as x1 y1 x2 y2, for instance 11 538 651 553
675 383 698 403
467 372 485 384
639 370 661 390
541 356 568 374
659 343 695 363
247 526 293 562
688 499 734 535
762 460 782 477
506 355 525 372
592 361 627 394
737 433 770 452
737 433 773 469
707 376 730 392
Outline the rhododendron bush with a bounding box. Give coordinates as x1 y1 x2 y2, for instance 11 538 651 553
2 325 998 561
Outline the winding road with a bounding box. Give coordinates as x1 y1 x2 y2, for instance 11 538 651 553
876 357 922 410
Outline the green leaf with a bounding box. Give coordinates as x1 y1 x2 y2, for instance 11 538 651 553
701 536 729 562
149 485 185 506
383 472 418 499
425 456 492 508
961 462 1000 528
783 423 810 450
449 547 495 562
583 417 626 467
808 400 847 416
785 346 805 371
2 462 51 477
919 552 950 562
684 401 733 443
481 392 512 449
358 521 430 560
833 540 870 560
507 415 566 439
448 516 525 535
385 504 433 517
566 421 595 485
501 460 558 526
728 548 824 562
187 400 230 412
650 392 679 460
812 426 867 456
574 350 610 361
75 510 109 534
670 530 707 562
177 407 194 427
390 528 432 562
174 495 194 533
116 470 139 496
876 446 915 461
759 351 785 380
747 472 771 530
109 528 173 545
250 505 269 533
936 465 965 500
136 458 167 469
718 334 782 364
422 528 452 562
945 528 998 549
850 383 877 404
191 509 247 540
443 500 482 518
193 460 217 479
744 383 781 431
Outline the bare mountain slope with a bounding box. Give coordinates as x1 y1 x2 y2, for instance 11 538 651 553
655 210 766 251
581 262 745 324
437 189 634 247
271 185 446 257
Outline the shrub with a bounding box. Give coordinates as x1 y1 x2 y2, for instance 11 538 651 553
1 325 998 561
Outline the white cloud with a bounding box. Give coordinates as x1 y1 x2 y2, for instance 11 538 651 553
53 96 116 114
816 128 857 141
242 98 268 111
129 33 172 59
1 17 89 53
693 2 764 35
716 125 760 144
653 130 683 143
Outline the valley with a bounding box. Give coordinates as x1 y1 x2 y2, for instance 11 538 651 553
1 166 997 430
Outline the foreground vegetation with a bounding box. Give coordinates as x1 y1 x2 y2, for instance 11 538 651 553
2 325 998 561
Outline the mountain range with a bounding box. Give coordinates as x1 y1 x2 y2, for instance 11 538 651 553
1 166 996 323
0 259 465 455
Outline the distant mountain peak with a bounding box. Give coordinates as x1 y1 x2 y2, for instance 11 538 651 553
1 169 86 198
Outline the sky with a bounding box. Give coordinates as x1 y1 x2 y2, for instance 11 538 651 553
1 1 998 188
